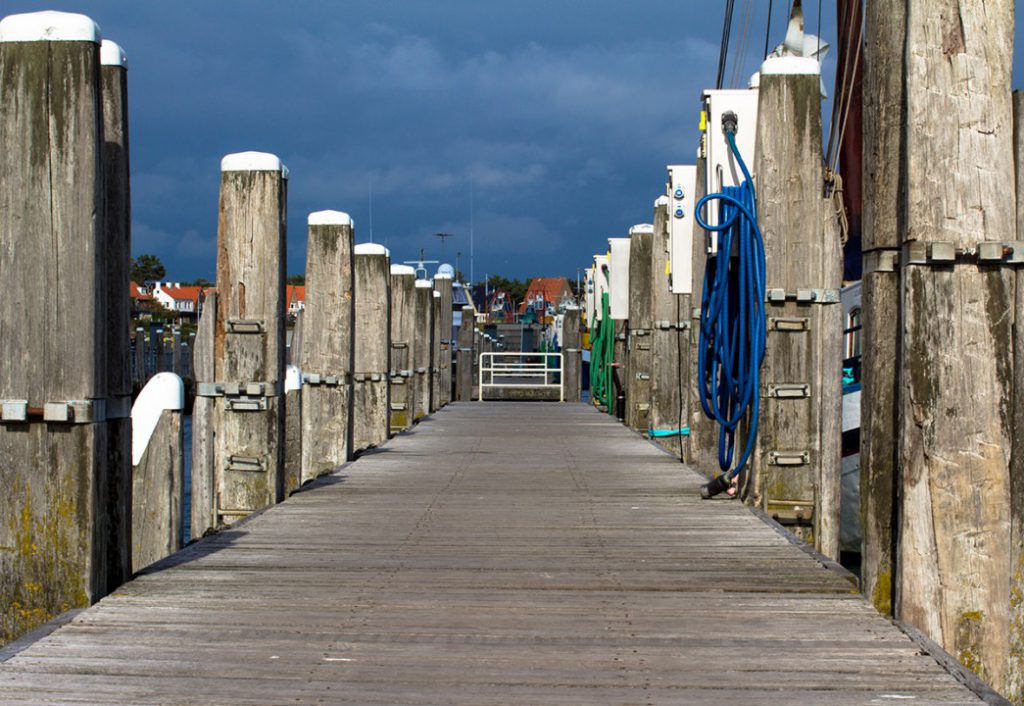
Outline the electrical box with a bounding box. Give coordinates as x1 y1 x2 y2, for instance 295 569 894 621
592 254 609 323
703 88 759 203
608 237 631 321
585 263 597 325
667 165 697 295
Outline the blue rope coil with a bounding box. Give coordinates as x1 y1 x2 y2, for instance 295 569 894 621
695 131 766 481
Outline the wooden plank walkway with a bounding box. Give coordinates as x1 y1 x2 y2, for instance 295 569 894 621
0 403 998 704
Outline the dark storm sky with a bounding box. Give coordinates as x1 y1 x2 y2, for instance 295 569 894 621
4 2 1023 282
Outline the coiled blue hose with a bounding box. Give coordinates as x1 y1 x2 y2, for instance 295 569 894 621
695 130 766 485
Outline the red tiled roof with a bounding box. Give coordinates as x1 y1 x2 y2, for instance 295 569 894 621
130 281 153 300
286 285 305 305
161 285 207 302
518 277 573 314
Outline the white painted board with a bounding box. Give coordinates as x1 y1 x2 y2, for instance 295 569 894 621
608 238 630 321
702 89 759 227
667 164 698 295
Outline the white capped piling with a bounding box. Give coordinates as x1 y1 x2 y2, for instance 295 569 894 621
434 274 454 407
130 373 184 572
389 265 418 432
626 224 654 431
283 364 303 496
751 53 843 556
430 290 442 412
413 280 433 420
99 37 133 589
562 306 582 402
193 152 288 531
650 196 687 457
299 211 355 480
352 243 391 450
0 11 127 642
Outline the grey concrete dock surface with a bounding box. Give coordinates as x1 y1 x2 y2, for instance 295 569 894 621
0 403 992 704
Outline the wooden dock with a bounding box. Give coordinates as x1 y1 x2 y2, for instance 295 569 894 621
0 403 998 704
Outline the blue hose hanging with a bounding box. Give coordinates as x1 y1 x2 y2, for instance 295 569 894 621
695 118 766 498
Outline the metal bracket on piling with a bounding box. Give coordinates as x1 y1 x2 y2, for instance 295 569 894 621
764 383 811 399
654 320 691 330
765 288 840 305
226 319 266 334
767 450 810 466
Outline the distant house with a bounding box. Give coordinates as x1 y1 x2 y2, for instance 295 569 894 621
148 282 214 319
286 285 305 316
130 281 154 316
518 277 575 323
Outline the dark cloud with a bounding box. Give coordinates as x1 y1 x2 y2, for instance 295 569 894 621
5 1 1022 282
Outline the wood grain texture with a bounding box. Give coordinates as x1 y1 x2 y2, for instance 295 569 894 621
561 307 581 403
430 293 441 413
190 295 217 540
213 168 287 525
625 230 653 432
859 0 905 618
0 404 995 704
283 387 302 497
436 278 453 407
131 410 183 573
650 200 688 459
753 69 842 558
413 287 432 420
1011 90 1024 704
0 38 120 645
455 307 475 402
896 1 1014 691
352 252 391 451
100 60 133 596
390 272 417 431
299 222 354 479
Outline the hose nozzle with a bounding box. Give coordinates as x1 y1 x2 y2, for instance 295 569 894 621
722 110 739 136
700 473 733 499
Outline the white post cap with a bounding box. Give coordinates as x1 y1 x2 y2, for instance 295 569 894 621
354 243 390 257
221 151 289 179
100 39 127 67
390 264 416 276
0 11 101 43
308 210 352 227
131 373 185 466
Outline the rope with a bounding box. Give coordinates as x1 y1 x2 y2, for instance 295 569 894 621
716 0 737 90
695 130 766 497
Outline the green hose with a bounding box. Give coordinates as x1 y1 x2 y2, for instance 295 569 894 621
589 291 615 413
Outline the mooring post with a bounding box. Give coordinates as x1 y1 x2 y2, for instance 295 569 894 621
201 152 288 529
561 306 582 402
859 0 904 622
99 37 133 588
134 328 146 390
456 306 475 402
1012 90 1024 701
626 224 654 431
413 280 433 420
171 329 183 377
190 293 216 539
863 0 1014 690
430 290 442 412
130 373 184 573
389 265 417 432
283 364 302 496
0 11 128 642
299 211 355 480
352 244 391 451
750 52 842 557
434 274 454 407
650 196 687 458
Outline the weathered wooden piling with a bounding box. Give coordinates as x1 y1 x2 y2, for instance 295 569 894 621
413 280 433 420
650 196 687 457
562 306 582 402
171 330 183 377
456 306 475 401
434 275 454 407
1012 90 1024 702
0 11 128 642
751 54 842 557
862 0 1014 690
389 265 418 432
626 224 654 431
99 38 133 589
134 328 147 389
192 152 288 533
430 290 442 412
352 244 391 451
130 373 184 573
190 294 216 540
299 211 355 480
283 365 303 496
859 0 904 621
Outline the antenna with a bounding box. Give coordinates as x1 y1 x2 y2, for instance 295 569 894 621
403 247 440 280
470 182 475 286
368 176 374 244
435 232 454 258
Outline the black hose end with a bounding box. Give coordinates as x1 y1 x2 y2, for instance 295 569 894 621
700 473 732 499
722 110 739 136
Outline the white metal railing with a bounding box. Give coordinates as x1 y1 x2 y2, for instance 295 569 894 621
478 352 563 401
